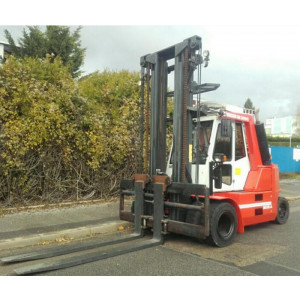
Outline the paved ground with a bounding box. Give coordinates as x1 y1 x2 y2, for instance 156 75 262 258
280 179 300 199
0 201 300 276
0 179 299 276
0 201 132 250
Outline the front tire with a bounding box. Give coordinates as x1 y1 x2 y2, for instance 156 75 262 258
208 202 237 247
275 197 289 224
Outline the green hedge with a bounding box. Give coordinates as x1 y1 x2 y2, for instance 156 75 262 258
267 135 300 147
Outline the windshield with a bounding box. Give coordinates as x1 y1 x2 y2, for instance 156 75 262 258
169 120 213 165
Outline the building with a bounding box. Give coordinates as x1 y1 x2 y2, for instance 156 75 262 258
265 116 300 137
0 41 11 64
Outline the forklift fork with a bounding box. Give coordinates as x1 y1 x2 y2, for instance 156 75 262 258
1 182 164 275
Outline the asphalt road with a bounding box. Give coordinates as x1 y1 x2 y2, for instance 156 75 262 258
1 201 300 276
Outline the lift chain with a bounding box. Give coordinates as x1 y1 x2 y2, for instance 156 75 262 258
139 66 145 173
145 63 151 173
181 47 190 182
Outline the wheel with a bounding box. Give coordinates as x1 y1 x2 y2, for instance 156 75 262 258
207 202 237 247
275 197 289 224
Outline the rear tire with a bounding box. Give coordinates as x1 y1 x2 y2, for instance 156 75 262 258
207 202 237 247
275 197 289 224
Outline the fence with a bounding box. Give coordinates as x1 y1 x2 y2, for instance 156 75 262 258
269 146 300 173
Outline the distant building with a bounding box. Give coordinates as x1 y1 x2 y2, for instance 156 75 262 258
265 116 300 137
0 41 11 64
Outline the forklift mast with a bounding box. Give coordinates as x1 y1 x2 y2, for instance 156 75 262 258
139 35 219 183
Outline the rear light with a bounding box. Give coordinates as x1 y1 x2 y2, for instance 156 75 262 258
164 198 170 215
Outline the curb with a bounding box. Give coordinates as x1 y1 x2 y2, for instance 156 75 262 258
0 199 118 216
0 220 133 251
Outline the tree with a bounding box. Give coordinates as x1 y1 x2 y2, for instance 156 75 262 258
45 26 85 77
244 98 255 110
4 26 85 77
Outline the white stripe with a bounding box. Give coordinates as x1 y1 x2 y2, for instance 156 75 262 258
239 201 272 209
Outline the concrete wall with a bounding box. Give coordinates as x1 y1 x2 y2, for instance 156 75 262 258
269 146 300 173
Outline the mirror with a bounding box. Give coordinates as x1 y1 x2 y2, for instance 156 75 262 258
221 119 232 138
214 166 222 189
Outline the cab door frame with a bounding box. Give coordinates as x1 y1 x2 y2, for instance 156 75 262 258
213 121 250 192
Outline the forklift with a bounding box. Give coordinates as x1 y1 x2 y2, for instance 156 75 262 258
120 35 289 247
1 36 289 274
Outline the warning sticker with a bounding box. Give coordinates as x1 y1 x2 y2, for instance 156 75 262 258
235 168 241 175
189 144 193 163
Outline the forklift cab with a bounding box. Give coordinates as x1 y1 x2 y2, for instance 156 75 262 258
166 115 251 193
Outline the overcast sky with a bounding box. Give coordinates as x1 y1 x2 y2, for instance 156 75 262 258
1 1 300 122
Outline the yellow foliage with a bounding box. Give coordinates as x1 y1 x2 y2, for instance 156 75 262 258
78 70 140 170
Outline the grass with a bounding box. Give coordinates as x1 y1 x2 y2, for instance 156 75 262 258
279 172 300 180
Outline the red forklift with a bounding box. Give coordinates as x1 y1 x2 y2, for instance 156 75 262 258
120 35 289 247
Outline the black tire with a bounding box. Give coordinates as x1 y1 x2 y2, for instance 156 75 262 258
207 202 237 247
275 197 289 224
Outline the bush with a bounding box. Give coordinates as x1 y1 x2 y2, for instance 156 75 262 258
267 135 300 147
0 57 140 206
78 70 140 170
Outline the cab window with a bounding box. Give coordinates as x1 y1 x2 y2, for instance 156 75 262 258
192 120 213 164
214 124 232 161
235 123 246 160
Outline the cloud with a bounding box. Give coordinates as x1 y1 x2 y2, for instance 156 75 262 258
1 25 300 121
